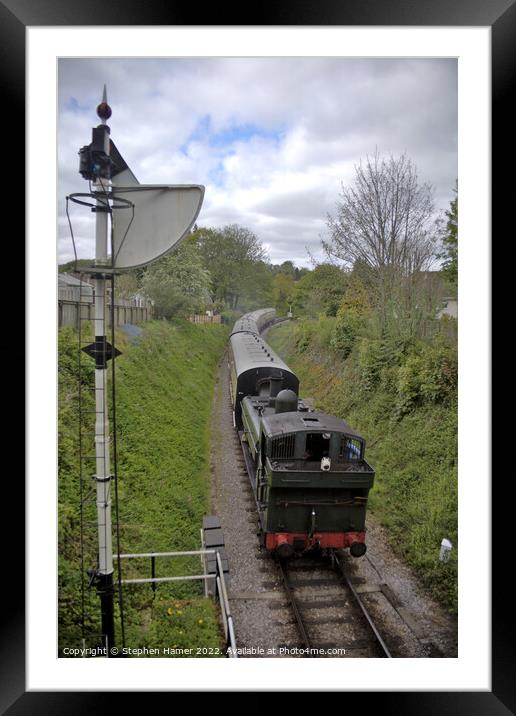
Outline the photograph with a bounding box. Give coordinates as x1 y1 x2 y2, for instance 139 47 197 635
57 56 459 660
14 10 507 708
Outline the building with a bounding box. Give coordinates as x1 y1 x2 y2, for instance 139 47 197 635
437 297 458 319
58 273 93 303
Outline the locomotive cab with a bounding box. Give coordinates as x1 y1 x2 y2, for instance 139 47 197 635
255 409 375 556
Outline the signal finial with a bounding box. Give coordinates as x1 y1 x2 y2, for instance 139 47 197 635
96 84 112 122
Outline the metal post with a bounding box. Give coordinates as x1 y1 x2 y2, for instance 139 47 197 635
92 86 115 653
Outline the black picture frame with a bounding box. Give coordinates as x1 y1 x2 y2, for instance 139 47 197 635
9 0 512 712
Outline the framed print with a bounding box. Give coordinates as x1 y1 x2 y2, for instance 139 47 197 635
8 0 513 711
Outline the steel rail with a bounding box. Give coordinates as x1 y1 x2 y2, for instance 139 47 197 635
333 552 392 658
276 559 314 657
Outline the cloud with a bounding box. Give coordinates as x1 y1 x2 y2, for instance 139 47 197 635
58 58 457 267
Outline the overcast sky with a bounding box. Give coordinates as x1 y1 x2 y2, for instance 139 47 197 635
58 58 457 268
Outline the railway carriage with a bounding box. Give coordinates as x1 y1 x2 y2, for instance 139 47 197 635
231 308 277 337
228 309 299 429
229 309 375 559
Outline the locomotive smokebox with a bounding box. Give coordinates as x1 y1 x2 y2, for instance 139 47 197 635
275 389 298 414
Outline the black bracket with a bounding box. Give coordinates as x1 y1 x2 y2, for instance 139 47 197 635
87 568 115 597
82 337 122 368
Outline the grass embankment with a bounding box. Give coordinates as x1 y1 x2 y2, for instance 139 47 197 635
59 319 229 656
268 319 457 612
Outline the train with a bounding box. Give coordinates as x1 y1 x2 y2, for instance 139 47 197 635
229 308 375 559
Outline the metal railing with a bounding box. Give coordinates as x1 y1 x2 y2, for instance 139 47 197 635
215 551 237 655
114 547 237 657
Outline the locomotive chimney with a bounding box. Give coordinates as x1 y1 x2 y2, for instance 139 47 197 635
269 376 283 398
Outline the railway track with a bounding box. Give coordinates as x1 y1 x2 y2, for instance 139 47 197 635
231 375 393 658
275 553 392 658
231 382 392 658
215 354 454 658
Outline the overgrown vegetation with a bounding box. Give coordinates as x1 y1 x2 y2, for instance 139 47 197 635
141 237 211 319
265 159 458 611
269 316 457 611
436 179 458 290
58 320 229 655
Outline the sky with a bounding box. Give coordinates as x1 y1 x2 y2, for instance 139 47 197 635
58 58 457 268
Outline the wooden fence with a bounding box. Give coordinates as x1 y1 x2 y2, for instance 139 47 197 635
188 314 222 325
59 300 152 329
420 317 458 342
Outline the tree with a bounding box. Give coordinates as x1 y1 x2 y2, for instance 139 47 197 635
141 237 211 319
294 263 348 317
272 273 295 315
195 224 269 309
114 270 140 299
330 273 371 358
324 151 436 275
237 260 274 312
271 260 296 278
58 258 93 273
437 180 458 290
324 151 438 333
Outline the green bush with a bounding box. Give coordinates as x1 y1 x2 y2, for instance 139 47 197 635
396 353 424 417
330 310 362 358
395 342 458 418
357 338 386 392
267 320 458 612
220 307 241 326
420 344 458 403
295 320 317 353
316 315 337 349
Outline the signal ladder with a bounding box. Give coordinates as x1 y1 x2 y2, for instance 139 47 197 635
76 272 124 653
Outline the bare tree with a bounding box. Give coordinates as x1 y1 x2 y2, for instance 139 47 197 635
324 151 438 336
324 151 436 274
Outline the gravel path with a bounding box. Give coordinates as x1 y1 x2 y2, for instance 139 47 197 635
209 353 457 658
349 519 458 656
210 353 298 657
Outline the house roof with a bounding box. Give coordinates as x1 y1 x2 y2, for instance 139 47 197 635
58 273 92 287
58 273 79 286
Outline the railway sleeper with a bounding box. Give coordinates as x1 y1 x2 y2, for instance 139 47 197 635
284 576 342 588
272 615 353 627
295 597 349 609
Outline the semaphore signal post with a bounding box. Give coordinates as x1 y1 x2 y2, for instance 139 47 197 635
67 87 205 654
77 86 117 652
